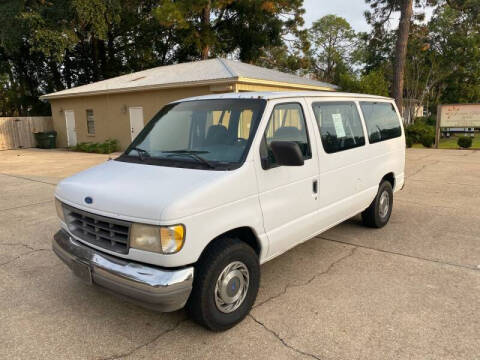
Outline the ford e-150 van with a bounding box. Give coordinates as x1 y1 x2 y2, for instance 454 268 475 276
53 91 405 331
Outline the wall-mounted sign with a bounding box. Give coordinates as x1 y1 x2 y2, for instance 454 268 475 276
439 104 480 127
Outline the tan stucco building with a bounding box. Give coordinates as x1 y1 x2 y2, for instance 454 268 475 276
41 58 337 150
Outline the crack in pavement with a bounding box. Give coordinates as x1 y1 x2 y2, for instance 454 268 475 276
406 160 440 179
395 198 460 211
318 236 480 272
248 233 478 359
0 199 53 213
248 314 322 360
253 247 357 310
0 242 45 251
0 248 50 267
406 178 480 188
99 248 356 360
98 318 187 360
406 152 433 161
0 172 57 186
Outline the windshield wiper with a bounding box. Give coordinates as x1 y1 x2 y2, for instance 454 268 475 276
162 150 215 169
164 150 209 154
130 147 151 161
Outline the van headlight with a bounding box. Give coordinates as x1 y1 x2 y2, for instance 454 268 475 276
130 223 185 254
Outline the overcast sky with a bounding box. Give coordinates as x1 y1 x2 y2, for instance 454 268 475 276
302 0 434 32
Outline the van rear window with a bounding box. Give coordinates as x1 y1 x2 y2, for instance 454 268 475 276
360 102 402 144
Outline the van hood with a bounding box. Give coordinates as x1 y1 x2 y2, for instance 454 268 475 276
56 159 256 223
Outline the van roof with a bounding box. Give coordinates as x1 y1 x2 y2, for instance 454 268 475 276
174 91 393 103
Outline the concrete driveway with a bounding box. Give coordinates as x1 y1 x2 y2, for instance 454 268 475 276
1 148 479 359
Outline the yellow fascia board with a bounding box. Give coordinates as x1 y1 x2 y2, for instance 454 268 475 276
236 77 337 92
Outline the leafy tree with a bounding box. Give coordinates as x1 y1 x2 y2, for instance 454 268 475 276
0 1 61 115
339 69 390 96
427 3 480 104
308 15 356 83
227 0 307 65
154 0 307 65
365 0 425 114
153 0 226 61
1 0 479 119
0 0 178 115
0 0 309 116
362 0 479 115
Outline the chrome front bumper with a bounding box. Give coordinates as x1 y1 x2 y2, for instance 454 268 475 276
52 230 194 312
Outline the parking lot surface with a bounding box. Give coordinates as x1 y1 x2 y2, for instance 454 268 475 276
1 148 479 359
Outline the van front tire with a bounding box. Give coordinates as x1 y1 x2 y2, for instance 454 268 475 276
362 180 393 228
186 237 260 331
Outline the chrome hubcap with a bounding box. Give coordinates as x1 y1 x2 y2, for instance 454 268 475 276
379 191 390 218
214 261 249 313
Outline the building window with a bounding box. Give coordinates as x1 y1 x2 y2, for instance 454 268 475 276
312 102 365 154
86 109 95 135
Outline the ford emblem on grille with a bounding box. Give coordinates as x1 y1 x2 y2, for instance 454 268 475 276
84 196 93 204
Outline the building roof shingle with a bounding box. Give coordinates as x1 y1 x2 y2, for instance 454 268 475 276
41 58 337 99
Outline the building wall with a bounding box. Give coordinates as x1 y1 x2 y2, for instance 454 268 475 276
49 82 331 150
49 85 216 150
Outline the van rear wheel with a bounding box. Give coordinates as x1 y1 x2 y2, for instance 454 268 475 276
362 180 393 228
186 237 260 331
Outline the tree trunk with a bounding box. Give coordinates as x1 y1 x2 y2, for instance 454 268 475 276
393 0 413 117
107 30 116 74
91 34 100 82
98 38 108 79
201 0 211 60
49 59 64 92
64 49 73 89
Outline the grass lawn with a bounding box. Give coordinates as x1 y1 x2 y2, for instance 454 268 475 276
412 136 480 149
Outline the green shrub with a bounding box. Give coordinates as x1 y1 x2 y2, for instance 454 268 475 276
405 121 435 145
406 136 413 148
415 116 436 127
97 139 119 154
457 136 473 149
421 134 434 148
70 139 119 154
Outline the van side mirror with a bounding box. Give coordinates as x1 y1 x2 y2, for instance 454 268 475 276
270 141 304 167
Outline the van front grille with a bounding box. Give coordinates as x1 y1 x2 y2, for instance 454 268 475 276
63 204 131 254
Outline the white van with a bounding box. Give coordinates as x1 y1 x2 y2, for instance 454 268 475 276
53 91 405 331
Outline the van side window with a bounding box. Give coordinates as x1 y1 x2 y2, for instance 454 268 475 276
312 102 365 154
360 102 402 143
260 103 311 168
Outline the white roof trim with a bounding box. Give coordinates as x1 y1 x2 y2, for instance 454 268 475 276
40 78 237 100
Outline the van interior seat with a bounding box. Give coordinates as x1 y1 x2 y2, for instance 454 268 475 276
273 126 303 142
206 125 229 145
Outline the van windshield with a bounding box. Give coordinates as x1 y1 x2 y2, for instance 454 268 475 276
120 99 266 170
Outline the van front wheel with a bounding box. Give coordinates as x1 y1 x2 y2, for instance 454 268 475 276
186 237 260 331
362 180 393 228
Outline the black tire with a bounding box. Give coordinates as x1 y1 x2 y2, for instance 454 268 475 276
186 237 260 331
362 180 393 228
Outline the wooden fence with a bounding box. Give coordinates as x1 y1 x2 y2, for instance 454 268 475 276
0 117 53 150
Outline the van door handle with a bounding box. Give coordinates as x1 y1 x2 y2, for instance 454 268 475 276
312 180 318 194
